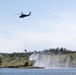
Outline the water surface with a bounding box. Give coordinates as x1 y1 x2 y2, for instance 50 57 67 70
0 68 76 75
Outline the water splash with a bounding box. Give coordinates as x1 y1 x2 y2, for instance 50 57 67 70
29 52 73 69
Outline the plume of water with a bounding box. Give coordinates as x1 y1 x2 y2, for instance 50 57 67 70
29 52 73 69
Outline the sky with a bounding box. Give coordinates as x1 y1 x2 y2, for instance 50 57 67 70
0 0 76 53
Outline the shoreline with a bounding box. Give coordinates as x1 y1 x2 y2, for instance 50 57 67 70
0 66 44 69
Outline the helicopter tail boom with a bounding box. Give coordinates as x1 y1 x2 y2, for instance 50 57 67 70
27 12 31 16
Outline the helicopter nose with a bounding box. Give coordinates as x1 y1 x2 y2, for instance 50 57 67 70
19 15 22 18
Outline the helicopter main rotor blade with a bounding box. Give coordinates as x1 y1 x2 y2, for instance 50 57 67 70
14 13 21 15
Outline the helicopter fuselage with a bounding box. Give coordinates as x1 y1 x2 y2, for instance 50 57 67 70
19 14 28 18
19 12 31 18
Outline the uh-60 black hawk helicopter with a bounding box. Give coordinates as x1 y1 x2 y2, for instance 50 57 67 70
18 12 31 18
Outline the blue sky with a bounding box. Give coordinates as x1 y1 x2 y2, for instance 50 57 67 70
0 0 76 53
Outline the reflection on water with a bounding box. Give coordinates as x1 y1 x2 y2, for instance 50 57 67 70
0 68 76 75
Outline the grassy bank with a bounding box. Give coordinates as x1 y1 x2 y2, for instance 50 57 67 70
0 52 76 68
0 52 34 68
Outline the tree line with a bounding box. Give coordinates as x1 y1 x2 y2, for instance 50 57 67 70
0 47 76 66
0 47 76 57
42 47 76 54
0 52 33 58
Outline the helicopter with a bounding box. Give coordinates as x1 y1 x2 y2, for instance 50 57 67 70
19 12 31 18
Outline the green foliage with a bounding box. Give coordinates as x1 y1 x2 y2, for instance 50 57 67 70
24 61 29 67
0 47 76 68
1 52 32 58
43 47 76 54
0 57 2 65
69 55 73 62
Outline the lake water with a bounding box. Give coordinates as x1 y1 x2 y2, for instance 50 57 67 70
0 68 76 75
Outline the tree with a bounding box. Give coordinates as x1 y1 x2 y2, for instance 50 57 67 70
0 57 2 66
69 56 73 62
24 61 29 67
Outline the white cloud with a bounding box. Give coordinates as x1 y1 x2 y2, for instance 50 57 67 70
25 25 76 51
0 32 24 53
60 22 66 26
0 24 76 53
1 11 76 52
